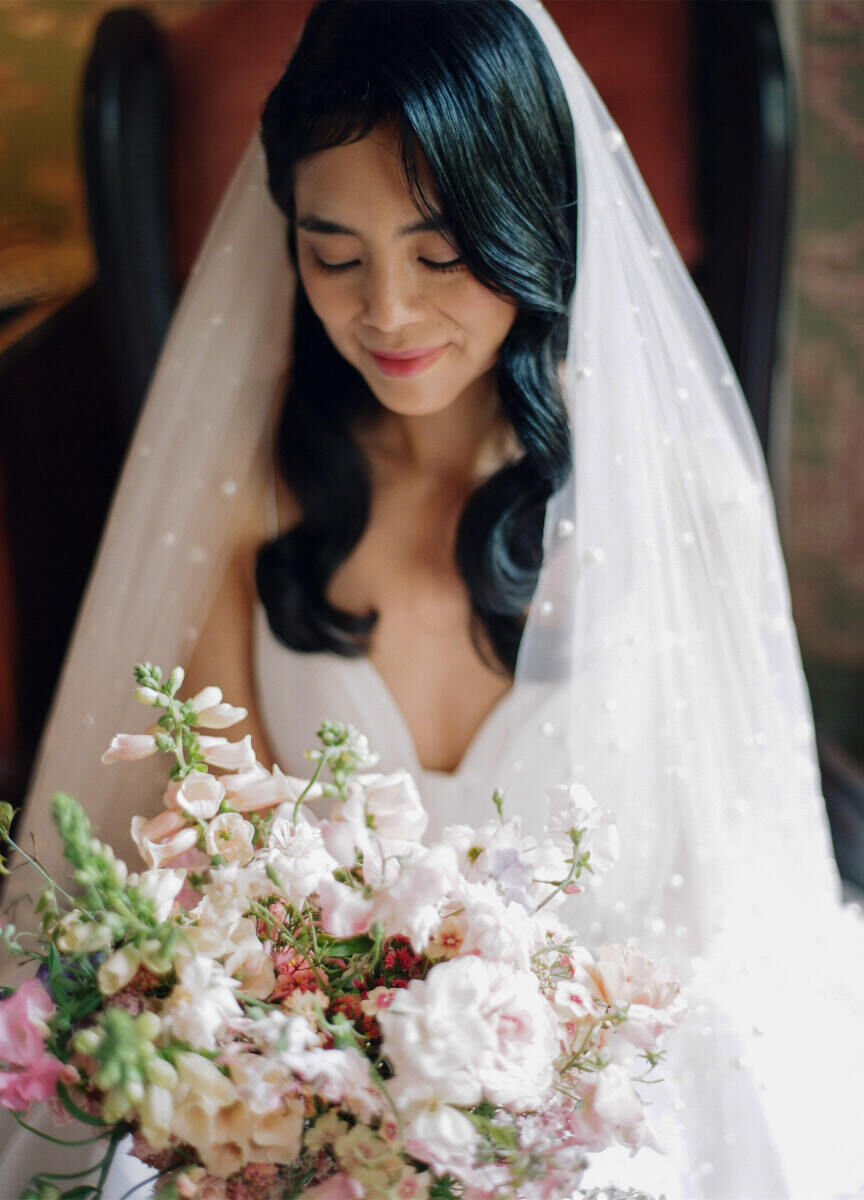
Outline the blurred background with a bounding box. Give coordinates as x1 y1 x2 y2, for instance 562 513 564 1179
0 0 862 884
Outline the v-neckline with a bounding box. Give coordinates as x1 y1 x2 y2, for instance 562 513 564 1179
354 652 515 780
255 601 513 780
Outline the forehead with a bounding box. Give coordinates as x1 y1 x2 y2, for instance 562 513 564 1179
293 125 439 224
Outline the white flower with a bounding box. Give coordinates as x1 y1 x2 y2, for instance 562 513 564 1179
453 878 537 969
288 1045 382 1123
226 763 321 813
401 1102 480 1178
567 1063 656 1153
128 867 187 920
545 783 620 875
97 945 142 995
575 942 685 1052
198 734 257 772
101 733 158 763
358 771 428 842
204 812 255 865
372 844 460 950
54 911 113 954
131 811 198 870
138 1083 173 1149
195 861 261 923
381 957 557 1113
161 956 242 1050
175 773 225 820
256 818 337 906
318 877 374 938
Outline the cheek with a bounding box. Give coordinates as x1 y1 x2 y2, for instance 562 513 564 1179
453 283 517 360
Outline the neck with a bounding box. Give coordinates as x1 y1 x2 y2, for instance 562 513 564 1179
365 371 516 485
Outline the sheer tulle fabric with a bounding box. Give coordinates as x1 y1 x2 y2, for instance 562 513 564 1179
2 1 862 1197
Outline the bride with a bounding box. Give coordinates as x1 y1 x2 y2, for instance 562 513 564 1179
2 1 863 1197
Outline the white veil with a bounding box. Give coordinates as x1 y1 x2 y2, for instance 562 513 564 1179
4 1 863 1196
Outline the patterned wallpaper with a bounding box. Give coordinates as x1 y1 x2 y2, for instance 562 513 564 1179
0 0 214 311
787 0 864 673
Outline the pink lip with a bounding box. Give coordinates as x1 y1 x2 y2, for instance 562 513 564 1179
367 345 448 377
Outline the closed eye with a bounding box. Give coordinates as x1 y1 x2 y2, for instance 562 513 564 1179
420 256 465 274
311 254 465 275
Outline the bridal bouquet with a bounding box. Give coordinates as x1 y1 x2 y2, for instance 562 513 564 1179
0 664 684 1200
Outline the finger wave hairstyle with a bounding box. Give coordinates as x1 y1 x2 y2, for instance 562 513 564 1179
257 0 578 675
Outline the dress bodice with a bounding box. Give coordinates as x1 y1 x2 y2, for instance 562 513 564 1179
253 601 549 839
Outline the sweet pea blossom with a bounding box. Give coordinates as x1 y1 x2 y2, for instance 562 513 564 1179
317 877 374 938
545 782 620 875
0 981 64 1111
373 844 461 950
357 771 428 842
101 733 158 764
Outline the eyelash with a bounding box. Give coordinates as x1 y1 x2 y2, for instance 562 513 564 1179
312 255 465 276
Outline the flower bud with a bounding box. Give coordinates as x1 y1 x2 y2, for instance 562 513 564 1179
135 686 163 707
98 945 142 996
135 1010 162 1042
124 1078 145 1106
146 1056 178 1090
72 1027 101 1056
167 666 185 695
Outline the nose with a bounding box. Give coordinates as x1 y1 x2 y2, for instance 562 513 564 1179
359 260 423 333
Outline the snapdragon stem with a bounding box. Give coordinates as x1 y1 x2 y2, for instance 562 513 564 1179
5 836 75 903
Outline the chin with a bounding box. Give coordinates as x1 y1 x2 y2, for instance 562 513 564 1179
361 374 464 418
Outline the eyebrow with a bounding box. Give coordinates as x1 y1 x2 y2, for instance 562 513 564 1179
296 213 448 237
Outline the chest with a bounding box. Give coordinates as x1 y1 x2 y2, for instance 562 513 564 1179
324 483 512 774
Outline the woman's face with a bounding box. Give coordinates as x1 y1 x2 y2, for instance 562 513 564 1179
293 124 517 419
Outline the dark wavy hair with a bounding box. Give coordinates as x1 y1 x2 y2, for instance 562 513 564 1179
256 0 578 675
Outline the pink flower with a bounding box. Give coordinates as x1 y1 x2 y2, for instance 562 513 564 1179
0 981 64 1112
317 878 374 938
101 733 158 763
131 810 198 869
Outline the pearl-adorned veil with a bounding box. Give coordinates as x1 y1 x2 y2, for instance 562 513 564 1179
5 1 863 1195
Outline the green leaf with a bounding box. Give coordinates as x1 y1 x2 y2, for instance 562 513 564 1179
324 936 374 956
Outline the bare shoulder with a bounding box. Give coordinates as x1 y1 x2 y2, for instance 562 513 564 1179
182 469 301 768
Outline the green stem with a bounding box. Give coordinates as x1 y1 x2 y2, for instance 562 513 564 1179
5 837 75 903
12 1112 108 1147
36 1165 102 1181
293 751 329 823
95 1124 129 1193
118 1170 165 1199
